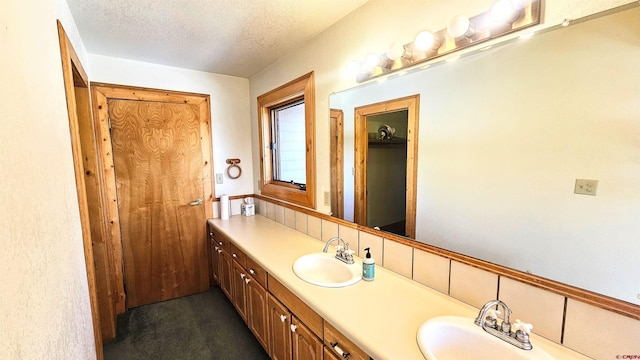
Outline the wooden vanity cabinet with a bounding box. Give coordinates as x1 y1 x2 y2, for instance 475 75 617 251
229 243 248 321
209 225 232 296
268 293 293 360
291 317 323 360
218 247 232 299
225 241 270 353
245 258 269 350
323 346 341 360
267 293 323 360
207 223 216 284
231 261 248 321
207 223 372 360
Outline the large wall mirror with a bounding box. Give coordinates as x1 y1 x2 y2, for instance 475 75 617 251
328 3 639 306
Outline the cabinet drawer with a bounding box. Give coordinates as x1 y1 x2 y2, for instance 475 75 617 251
210 227 230 251
324 322 370 360
268 275 323 338
229 242 246 268
246 257 267 288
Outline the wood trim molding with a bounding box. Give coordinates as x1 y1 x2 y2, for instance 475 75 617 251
257 72 316 209
253 194 640 321
329 109 344 219
57 21 103 359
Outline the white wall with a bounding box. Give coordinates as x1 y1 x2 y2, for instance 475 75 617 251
88 55 254 207
249 0 638 304
0 0 96 358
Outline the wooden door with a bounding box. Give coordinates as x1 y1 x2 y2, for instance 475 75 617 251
268 294 293 360
231 261 248 321
323 347 341 360
246 276 270 351
291 317 322 360
109 99 209 307
219 249 232 299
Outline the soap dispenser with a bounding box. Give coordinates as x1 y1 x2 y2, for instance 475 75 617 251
363 247 375 281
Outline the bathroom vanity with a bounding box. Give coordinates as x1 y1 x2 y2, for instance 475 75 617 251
208 215 590 359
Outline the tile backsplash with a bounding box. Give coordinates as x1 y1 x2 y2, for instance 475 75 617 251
254 198 639 359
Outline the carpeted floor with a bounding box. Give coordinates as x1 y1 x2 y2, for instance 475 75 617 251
103 287 270 360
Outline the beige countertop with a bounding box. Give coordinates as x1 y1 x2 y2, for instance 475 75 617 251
209 215 591 360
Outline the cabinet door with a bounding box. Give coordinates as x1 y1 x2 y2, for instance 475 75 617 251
323 346 341 360
268 294 292 360
291 317 322 360
210 239 221 285
231 260 248 321
246 276 269 351
218 249 232 299
207 225 215 285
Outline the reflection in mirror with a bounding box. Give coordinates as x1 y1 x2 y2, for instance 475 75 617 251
352 95 419 238
365 110 408 236
328 4 639 305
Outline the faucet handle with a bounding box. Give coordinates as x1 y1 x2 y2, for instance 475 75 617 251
513 319 533 334
483 309 501 328
335 245 344 252
344 249 354 260
486 309 501 320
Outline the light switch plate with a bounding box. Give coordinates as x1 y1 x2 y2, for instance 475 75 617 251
215 173 223 184
574 179 598 196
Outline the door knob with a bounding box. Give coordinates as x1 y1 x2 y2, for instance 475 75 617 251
189 198 203 206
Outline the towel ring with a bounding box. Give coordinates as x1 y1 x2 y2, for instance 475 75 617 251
226 158 242 179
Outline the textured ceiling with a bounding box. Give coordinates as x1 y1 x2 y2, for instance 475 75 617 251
66 0 368 78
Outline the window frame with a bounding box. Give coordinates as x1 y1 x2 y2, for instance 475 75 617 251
257 72 316 209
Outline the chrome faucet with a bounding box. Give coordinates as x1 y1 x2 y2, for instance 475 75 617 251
323 237 355 264
474 300 533 350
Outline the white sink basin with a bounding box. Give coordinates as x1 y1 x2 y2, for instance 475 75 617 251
292 252 362 287
417 316 554 360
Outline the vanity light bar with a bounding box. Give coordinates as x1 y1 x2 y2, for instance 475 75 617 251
352 0 541 82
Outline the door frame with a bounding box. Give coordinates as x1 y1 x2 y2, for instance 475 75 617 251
57 21 104 358
90 84 214 314
329 109 344 219
354 95 419 238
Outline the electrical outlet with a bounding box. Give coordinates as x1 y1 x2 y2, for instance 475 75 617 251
574 179 598 196
324 191 330 206
215 173 223 184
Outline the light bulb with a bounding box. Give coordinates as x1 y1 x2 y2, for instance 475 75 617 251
387 43 405 60
414 31 438 51
448 15 475 38
366 53 380 69
490 0 519 23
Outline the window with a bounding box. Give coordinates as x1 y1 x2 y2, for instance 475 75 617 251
258 72 315 208
270 99 306 187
